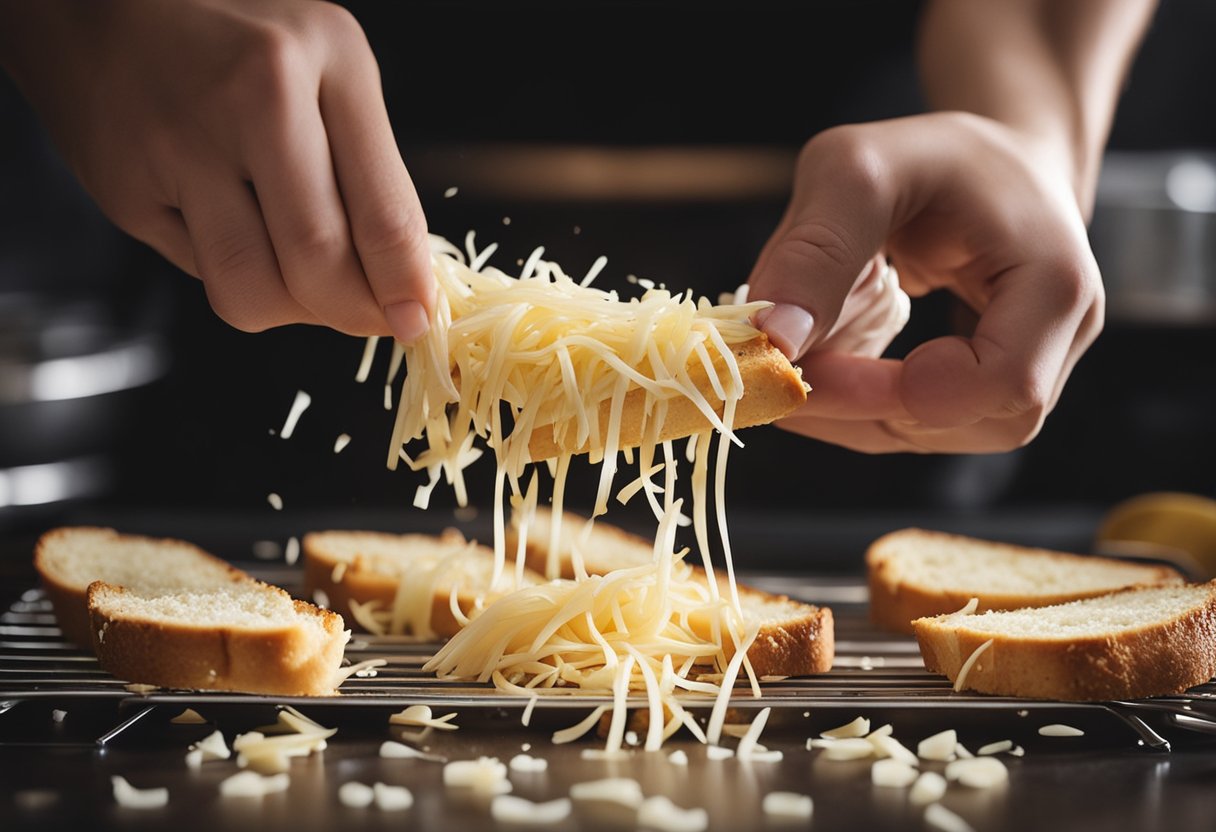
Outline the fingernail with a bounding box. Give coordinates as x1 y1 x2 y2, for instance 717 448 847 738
758 303 814 361
385 300 430 344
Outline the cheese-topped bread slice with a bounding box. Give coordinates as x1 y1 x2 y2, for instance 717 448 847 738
527 335 807 460
302 529 545 639
867 528 1184 634
88 580 349 696
913 581 1216 700
507 507 833 677
35 527 249 646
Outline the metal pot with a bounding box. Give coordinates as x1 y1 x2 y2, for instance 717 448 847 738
0 293 166 523
1089 151 1216 326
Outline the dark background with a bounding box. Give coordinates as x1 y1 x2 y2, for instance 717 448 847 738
1 0 1214 563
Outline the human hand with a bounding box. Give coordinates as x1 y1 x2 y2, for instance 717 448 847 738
748 112 1103 453
1 0 432 340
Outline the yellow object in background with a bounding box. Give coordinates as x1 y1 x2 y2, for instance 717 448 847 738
1097 492 1216 579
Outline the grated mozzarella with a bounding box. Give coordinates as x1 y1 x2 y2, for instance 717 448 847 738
637 795 708 832
368 234 799 754
762 792 813 820
111 776 168 809
279 390 311 439
953 639 994 692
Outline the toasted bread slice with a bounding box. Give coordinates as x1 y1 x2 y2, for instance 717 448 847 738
508 507 833 676
867 528 1185 634
913 581 1216 700
302 529 545 638
508 506 655 579
35 527 249 646
88 579 349 696
526 335 807 460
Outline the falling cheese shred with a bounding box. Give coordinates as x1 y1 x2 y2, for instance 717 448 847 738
368 233 790 751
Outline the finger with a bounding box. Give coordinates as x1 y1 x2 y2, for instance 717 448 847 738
320 38 433 343
775 413 925 454
134 207 199 278
1047 289 1105 411
747 128 896 361
242 85 384 337
795 353 912 421
779 411 1042 455
179 169 318 332
899 255 1097 429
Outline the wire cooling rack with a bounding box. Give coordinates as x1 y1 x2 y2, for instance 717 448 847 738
2 577 1214 750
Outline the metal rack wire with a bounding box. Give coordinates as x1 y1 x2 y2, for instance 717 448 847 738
3 584 1214 751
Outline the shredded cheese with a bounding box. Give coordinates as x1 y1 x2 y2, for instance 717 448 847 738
279 390 311 439
111 776 168 809
360 233 796 752
953 638 994 692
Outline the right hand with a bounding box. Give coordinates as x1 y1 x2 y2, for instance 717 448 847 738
748 113 1104 454
3 0 433 341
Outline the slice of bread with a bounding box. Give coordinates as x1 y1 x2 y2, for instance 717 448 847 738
527 335 808 460
913 581 1216 700
508 506 655 579
35 527 250 646
867 528 1185 634
88 580 350 696
302 529 545 638
508 507 834 676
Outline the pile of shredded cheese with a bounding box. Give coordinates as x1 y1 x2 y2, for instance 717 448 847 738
359 233 781 748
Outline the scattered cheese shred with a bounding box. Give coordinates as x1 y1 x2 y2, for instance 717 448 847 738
945 757 1009 789
977 739 1013 756
373 783 414 811
552 707 609 745
508 753 548 773
917 730 959 762
491 796 572 825
220 771 290 798
762 792 813 820
379 741 446 763
279 390 311 439
111 776 168 809
925 803 976 832
872 758 919 787
569 778 644 808
637 795 709 832
821 716 870 739
1038 723 1085 737
389 705 458 731
953 639 994 692
910 772 948 806
443 757 511 794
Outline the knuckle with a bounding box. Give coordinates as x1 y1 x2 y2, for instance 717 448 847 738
800 125 888 201
316 301 384 337
1000 368 1052 419
355 206 428 262
1048 255 1100 309
290 221 349 262
234 24 306 108
205 285 272 333
778 218 861 275
311 3 369 47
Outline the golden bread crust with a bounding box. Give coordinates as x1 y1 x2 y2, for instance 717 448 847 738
527 335 807 460
867 528 1185 635
87 580 348 696
913 581 1216 700
34 526 247 647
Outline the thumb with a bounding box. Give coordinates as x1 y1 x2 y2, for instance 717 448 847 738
747 132 894 361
